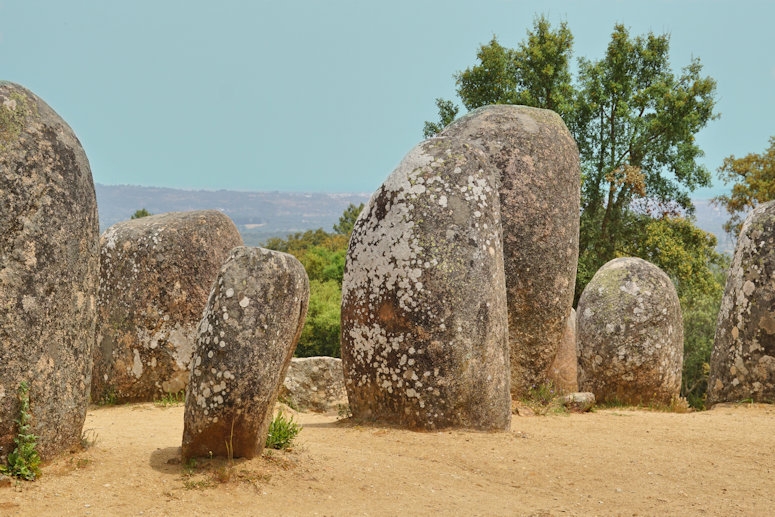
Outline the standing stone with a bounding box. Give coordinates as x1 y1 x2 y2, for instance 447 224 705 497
0 82 99 459
341 137 511 431
280 357 348 413
577 257 683 405
440 105 580 397
182 247 309 460
547 309 578 394
92 210 243 403
708 201 775 405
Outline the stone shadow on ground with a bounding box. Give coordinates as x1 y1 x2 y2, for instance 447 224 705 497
149 446 184 474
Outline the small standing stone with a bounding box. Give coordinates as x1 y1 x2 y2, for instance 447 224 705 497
547 309 578 394
92 210 243 403
577 257 683 405
708 200 775 405
0 82 99 459
182 247 309 460
341 137 511 431
280 357 348 413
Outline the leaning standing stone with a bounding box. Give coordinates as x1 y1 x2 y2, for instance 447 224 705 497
182 247 309 460
708 201 775 405
92 210 243 403
441 105 580 398
341 137 511 431
0 82 99 459
577 257 683 405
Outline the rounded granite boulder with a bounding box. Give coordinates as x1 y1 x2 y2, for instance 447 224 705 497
92 210 243 403
577 257 683 405
0 82 99 459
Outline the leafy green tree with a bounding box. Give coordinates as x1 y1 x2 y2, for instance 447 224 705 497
680 261 727 409
423 98 460 138
456 17 574 115
295 279 342 357
574 25 717 293
130 208 152 219
713 136 775 237
333 203 365 236
427 18 718 300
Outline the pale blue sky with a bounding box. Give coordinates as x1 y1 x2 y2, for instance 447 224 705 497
1 1 773 197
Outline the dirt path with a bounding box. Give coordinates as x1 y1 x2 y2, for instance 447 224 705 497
0 402 773 516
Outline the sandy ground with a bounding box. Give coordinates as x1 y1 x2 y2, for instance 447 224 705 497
0 402 773 516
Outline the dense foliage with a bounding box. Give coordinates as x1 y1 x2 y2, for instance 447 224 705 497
714 136 775 237
263 203 363 358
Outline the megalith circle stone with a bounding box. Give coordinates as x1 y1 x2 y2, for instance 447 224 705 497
182 247 309 460
440 105 580 397
341 137 511 431
92 210 243 403
708 200 775 405
0 82 99 459
577 257 683 405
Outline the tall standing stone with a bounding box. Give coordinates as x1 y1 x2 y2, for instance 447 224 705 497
440 105 580 397
341 137 511 431
92 210 243 403
708 201 775 405
577 257 683 405
0 82 99 459
182 247 309 460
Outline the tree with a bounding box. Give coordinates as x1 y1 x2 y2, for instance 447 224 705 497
574 25 718 292
456 17 574 115
423 98 459 138
130 208 152 219
713 136 775 237
333 203 365 236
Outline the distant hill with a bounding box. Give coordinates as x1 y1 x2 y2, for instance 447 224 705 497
94 184 734 252
95 184 371 246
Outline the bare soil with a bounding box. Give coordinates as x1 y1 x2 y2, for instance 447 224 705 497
1 402 774 516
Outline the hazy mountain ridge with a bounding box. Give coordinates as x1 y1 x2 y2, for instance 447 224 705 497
95 184 372 245
95 184 734 252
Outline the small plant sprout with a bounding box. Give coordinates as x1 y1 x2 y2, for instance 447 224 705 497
1 382 42 480
265 411 301 450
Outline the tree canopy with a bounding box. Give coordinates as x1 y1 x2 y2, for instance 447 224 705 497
713 136 775 237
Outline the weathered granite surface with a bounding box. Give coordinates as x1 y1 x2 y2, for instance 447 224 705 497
341 137 511 431
441 105 580 397
182 247 309 460
708 201 775 404
0 82 99 459
92 210 243 403
577 257 683 405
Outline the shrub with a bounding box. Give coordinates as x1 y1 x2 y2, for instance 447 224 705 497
265 411 301 450
1 382 42 480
